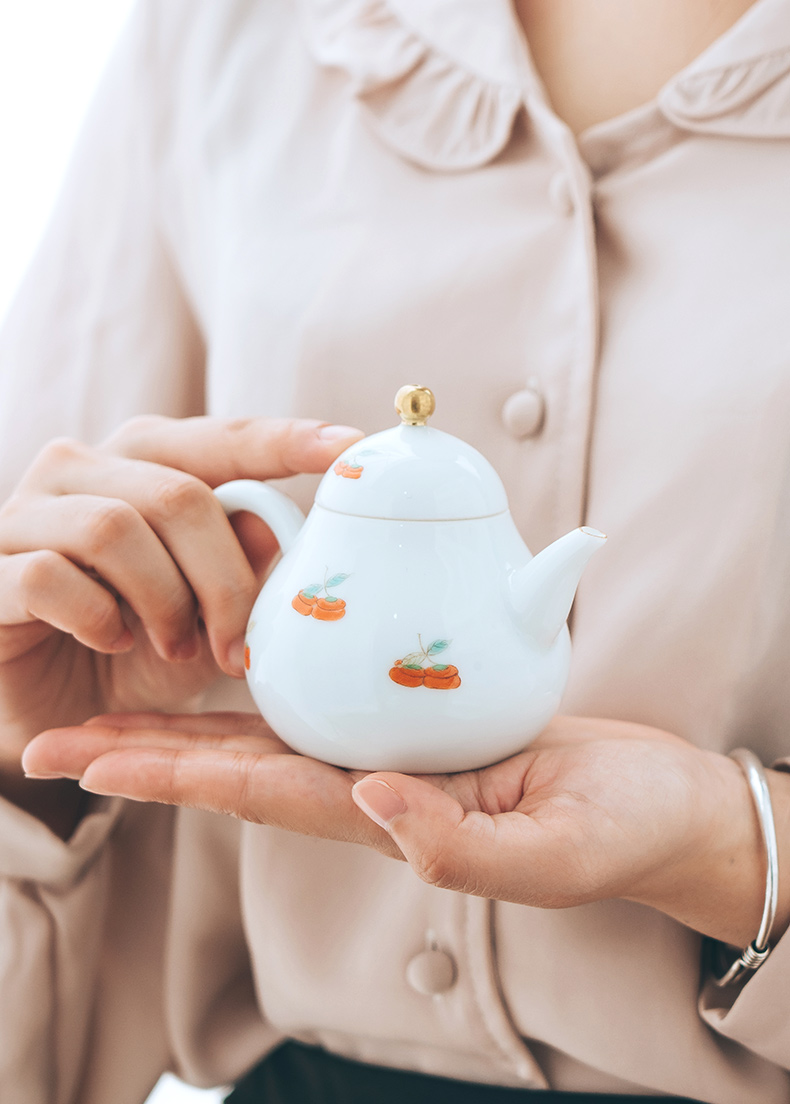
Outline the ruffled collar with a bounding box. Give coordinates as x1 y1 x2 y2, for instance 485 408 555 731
659 0 790 137
300 0 525 170
301 0 790 173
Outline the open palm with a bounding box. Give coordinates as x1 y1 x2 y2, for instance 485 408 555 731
23 709 763 947
355 718 734 910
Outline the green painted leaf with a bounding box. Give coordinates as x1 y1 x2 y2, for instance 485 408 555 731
302 585 321 598
325 573 350 588
432 664 448 671
401 652 424 667
404 664 423 671
427 639 450 655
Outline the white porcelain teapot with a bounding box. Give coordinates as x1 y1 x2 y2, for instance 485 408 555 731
214 387 605 773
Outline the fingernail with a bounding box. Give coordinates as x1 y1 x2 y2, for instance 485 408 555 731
317 424 363 442
352 779 406 831
172 636 199 662
110 628 135 651
228 635 247 677
79 779 110 795
24 771 64 780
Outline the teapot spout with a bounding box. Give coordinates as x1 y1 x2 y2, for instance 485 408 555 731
512 527 606 648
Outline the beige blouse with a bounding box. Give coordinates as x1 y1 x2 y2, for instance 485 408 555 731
2 0 790 1101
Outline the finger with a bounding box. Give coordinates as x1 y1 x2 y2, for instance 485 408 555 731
228 511 280 582
101 416 364 485
12 447 260 673
352 773 553 903
0 494 200 663
0 550 133 654
23 718 288 780
73 746 402 856
11 420 365 673
82 710 278 735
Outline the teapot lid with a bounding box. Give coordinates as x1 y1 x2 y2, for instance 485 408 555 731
315 386 508 520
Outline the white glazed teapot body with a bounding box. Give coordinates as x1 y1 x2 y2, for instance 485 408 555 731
242 506 569 772
215 387 604 773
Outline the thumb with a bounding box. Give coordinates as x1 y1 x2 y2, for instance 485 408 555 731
352 773 495 895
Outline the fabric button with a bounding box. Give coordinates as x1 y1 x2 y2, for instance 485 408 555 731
501 387 545 440
405 949 457 995
548 171 575 216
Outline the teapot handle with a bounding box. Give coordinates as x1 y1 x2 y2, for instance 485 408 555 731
214 479 306 554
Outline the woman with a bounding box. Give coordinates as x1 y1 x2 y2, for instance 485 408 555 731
1 0 789 1101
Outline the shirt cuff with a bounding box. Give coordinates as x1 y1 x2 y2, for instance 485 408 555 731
699 919 790 1067
698 757 790 1066
0 790 125 888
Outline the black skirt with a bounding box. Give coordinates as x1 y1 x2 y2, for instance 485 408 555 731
225 1041 702 1104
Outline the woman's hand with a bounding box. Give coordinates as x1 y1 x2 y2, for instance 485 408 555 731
23 711 790 946
22 710 399 856
0 415 362 831
352 716 790 949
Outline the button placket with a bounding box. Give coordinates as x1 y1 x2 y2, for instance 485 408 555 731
530 97 601 541
549 170 576 216
463 896 548 1087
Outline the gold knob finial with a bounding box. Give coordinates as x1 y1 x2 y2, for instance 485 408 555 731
395 385 435 426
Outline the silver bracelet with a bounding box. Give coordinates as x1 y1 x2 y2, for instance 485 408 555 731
713 748 779 987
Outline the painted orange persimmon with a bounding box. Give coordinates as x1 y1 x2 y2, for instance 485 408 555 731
334 460 363 479
423 665 461 690
389 665 425 687
312 597 346 621
292 590 318 615
425 674 461 689
244 644 251 670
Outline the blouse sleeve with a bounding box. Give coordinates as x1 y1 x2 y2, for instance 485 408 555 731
699 930 790 1071
0 0 205 502
0 2 207 1100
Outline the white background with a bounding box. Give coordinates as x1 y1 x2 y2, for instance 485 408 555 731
0 1 133 323
0 3 225 1101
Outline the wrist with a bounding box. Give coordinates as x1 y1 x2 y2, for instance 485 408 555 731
627 750 786 947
